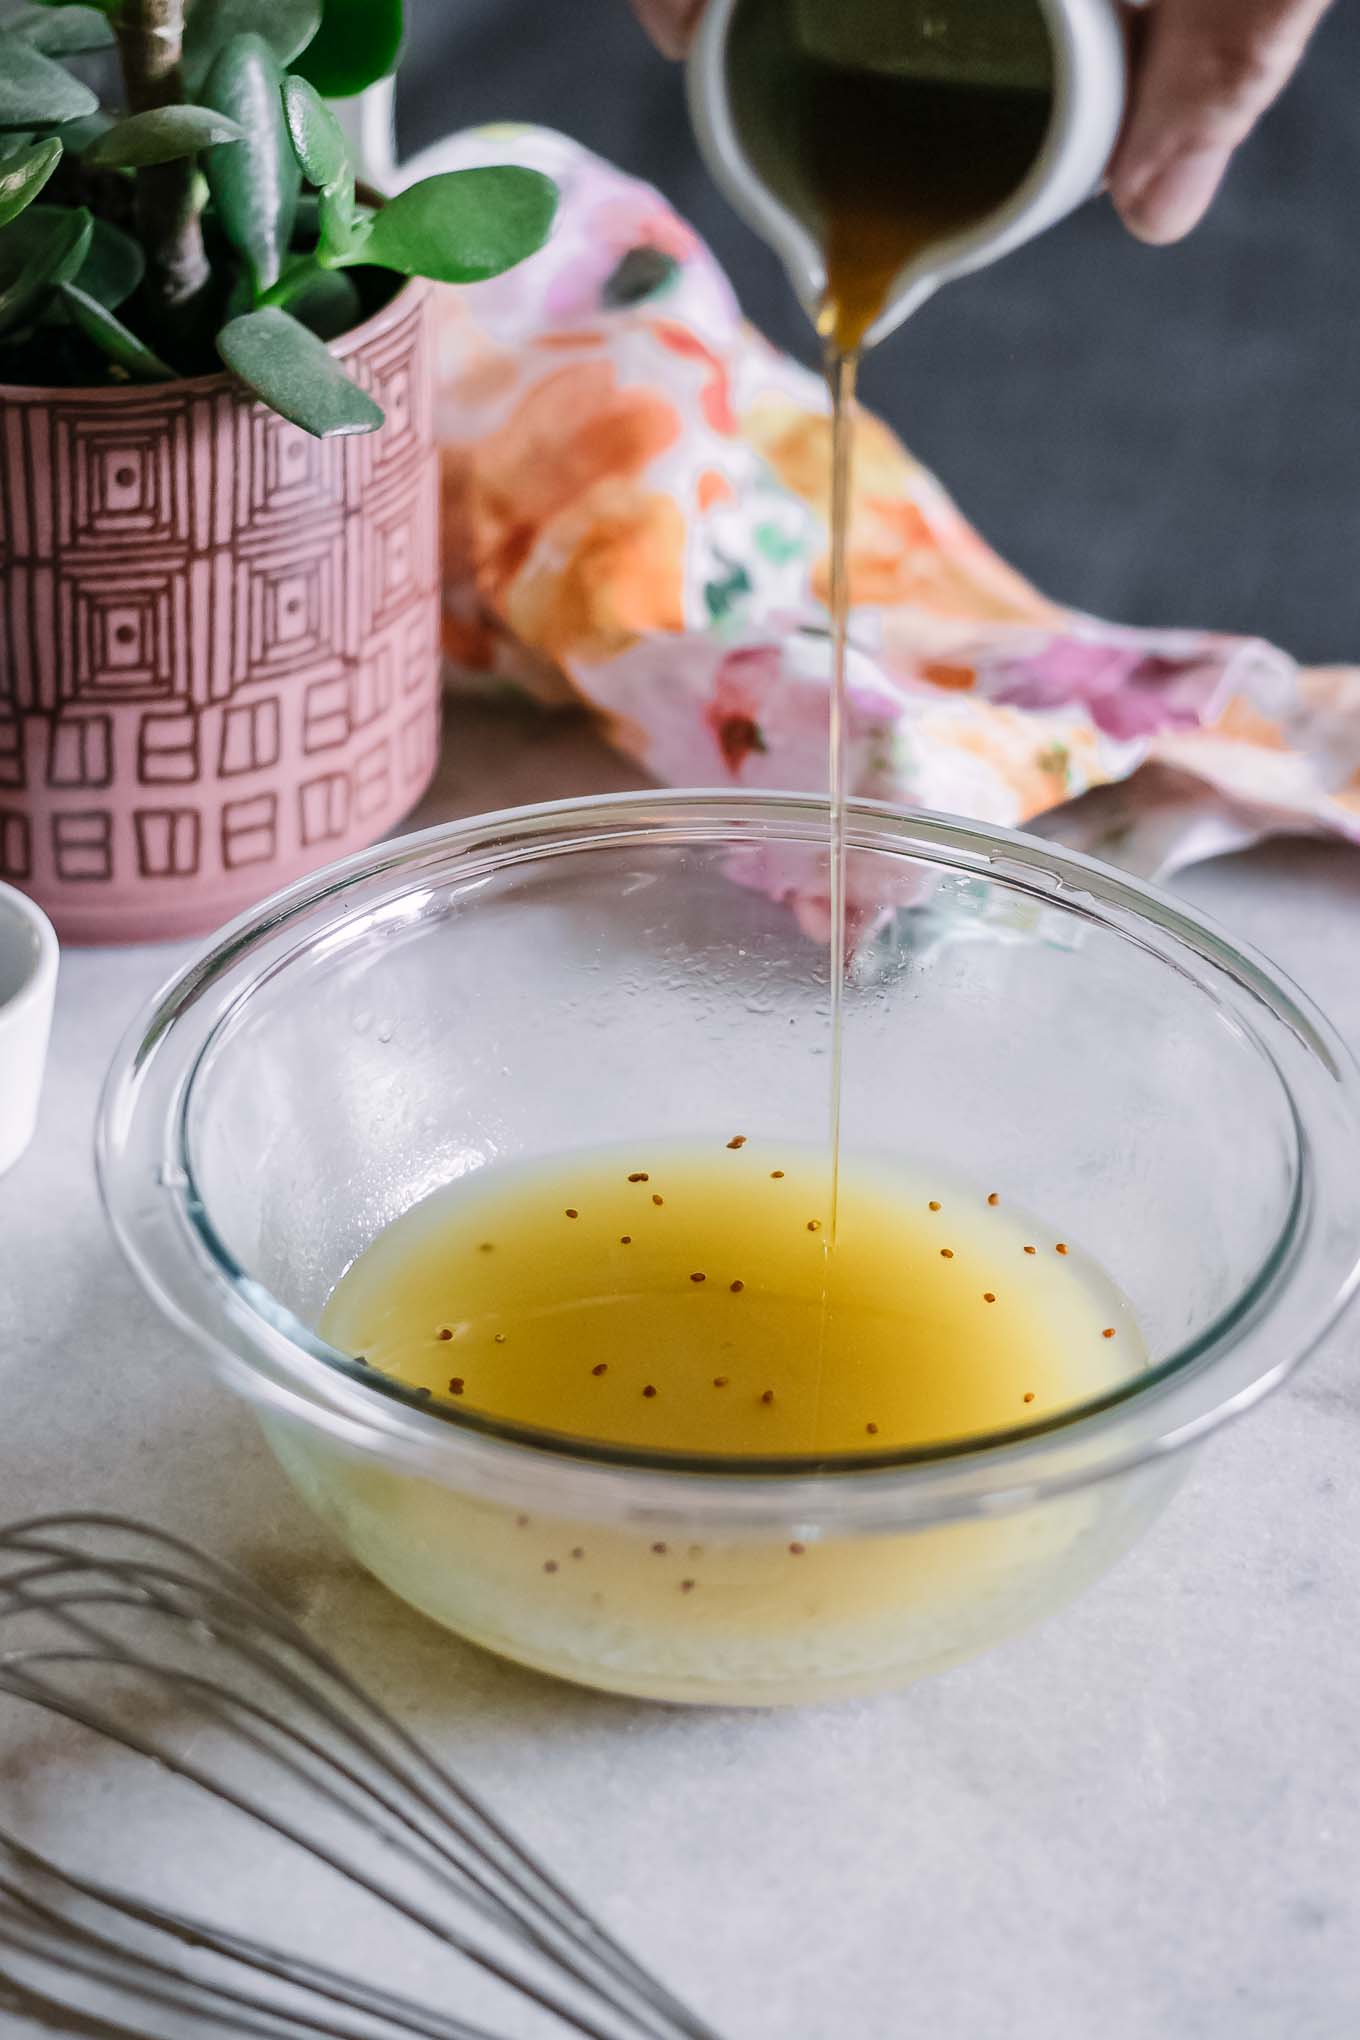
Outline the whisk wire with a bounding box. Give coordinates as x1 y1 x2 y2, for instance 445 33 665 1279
7 1529 698 2032
2 1534 713 2039
0 1515 728 2040
1 1647 673 2040
1 1832 499 2040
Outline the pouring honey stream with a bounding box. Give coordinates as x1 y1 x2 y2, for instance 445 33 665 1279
725 0 1056 1249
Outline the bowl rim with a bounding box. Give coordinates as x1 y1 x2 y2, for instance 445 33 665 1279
96 789 1360 1530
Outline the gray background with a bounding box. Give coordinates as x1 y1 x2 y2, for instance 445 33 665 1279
398 0 1360 666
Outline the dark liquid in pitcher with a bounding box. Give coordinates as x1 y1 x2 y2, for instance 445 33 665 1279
813 65 1055 351
726 0 1056 348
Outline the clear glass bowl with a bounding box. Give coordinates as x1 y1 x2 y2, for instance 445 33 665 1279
98 793 1360 1706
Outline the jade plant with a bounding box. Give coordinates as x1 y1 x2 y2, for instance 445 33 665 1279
0 0 557 434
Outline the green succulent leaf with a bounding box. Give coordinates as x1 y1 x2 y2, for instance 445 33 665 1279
0 200 89 331
84 104 248 169
290 0 403 99
356 166 557 284
72 213 143 306
15 202 137 325
283 261 361 340
202 32 302 296
0 26 100 128
35 210 140 324
280 74 348 190
217 305 384 436
182 0 323 96
315 179 358 259
10 3 115 54
290 191 321 240
48 106 110 153
278 75 359 262
59 280 175 379
223 264 254 321
0 134 61 227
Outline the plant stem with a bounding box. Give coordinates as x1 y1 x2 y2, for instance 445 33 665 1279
255 261 317 311
115 0 210 316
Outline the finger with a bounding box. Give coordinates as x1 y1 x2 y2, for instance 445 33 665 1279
629 0 706 59
1110 0 1332 243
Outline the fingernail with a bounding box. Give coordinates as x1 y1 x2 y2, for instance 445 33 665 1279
1119 146 1229 244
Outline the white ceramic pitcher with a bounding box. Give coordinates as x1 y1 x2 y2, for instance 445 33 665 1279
687 0 1128 348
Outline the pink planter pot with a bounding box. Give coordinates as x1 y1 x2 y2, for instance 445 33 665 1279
0 279 441 945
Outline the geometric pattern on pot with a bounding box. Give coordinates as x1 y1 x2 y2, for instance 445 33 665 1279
0 282 440 941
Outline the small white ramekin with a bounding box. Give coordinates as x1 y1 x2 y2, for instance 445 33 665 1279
0 883 58 1178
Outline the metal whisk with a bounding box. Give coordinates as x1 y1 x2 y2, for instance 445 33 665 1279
0 1515 729 2040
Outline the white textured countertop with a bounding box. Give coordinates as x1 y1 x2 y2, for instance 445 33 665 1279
3 698 1359 2040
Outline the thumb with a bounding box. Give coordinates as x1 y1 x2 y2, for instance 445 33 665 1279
630 0 707 58
1110 0 1331 243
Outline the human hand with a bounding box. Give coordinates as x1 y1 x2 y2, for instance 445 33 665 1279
1109 0 1334 241
629 0 1334 244
629 0 705 59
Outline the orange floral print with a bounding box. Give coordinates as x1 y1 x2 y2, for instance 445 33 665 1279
453 360 683 606
506 483 687 666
